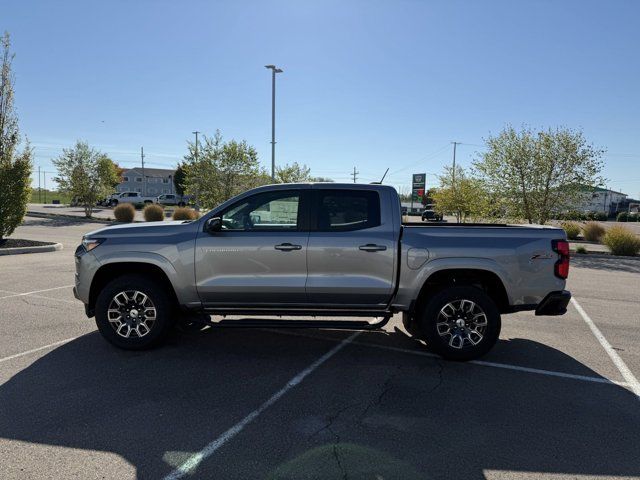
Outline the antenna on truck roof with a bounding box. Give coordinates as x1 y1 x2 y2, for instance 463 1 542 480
370 168 390 185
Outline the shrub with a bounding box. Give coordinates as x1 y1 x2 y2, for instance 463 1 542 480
595 212 608 221
575 245 587 254
114 203 135 222
582 222 605 242
143 203 164 222
173 207 199 221
629 213 640 222
561 221 581 240
603 226 640 256
617 212 628 222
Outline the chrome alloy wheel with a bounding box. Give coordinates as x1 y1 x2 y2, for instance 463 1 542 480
107 290 157 338
436 299 488 349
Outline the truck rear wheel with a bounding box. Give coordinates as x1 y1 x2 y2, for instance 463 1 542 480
95 275 175 350
418 286 501 361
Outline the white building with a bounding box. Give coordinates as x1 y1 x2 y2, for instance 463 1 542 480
575 187 627 215
117 168 176 196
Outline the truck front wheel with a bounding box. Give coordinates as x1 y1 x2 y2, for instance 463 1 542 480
95 275 175 350
418 286 501 361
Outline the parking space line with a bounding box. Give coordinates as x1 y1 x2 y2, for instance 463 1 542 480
261 329 631 390
0 285 74 300
571 297 640 399
0 288 77 305
0 337 79 364
163 331 361 480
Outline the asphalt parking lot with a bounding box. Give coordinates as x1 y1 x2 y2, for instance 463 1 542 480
1 216 639 479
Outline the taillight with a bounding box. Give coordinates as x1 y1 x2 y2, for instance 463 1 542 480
552 239 570 279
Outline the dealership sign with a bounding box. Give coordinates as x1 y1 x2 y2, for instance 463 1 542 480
412 173 426 202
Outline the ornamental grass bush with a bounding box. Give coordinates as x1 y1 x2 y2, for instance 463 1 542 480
172 207 199 220
603 226 640 256
143 203 164 222
582 221 605 242
114 203 135 222
561 221 581 240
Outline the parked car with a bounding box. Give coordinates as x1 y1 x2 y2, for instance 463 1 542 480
74 183 570 361
157 193 192 207
422 204 443 222
108 192 158 207
97 193 119 206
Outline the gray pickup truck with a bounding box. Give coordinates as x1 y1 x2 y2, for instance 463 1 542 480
74 183 571 360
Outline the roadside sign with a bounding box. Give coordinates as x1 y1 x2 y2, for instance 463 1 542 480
412 173 426 203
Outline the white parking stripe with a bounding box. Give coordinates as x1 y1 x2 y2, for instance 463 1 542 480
261 329 631 390
0 285 74 300
0 337 79 364
571 297 640 399
163 331 361 480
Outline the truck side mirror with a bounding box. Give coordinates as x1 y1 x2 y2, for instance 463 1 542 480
206 217 222 233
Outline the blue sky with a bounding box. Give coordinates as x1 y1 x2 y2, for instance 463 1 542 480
5 0 640 197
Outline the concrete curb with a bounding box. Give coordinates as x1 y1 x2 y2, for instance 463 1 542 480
26 211 143 224
0 242 63 256
571 251 640 261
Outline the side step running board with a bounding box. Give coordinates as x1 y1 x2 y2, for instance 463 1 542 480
187 315 391 330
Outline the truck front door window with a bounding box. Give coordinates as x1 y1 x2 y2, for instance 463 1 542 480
222 191 300 231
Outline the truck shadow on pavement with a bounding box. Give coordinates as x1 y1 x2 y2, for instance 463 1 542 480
0 328 638 479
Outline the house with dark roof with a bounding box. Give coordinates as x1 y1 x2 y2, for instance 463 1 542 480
117 167 176 196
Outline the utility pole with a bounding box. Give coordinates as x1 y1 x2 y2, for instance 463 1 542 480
38 165 41 203
265 65 283 180
350 166 359 183
192 131 200 161
44 172 47 204
192 131 201 211
141 147 146 196
451 142 461 185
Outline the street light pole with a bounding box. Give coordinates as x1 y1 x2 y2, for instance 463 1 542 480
265 65 283 181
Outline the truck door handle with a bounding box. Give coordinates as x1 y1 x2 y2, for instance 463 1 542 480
274 243 302 251
359 244 387 252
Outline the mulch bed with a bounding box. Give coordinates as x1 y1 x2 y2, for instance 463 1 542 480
0 238 56 249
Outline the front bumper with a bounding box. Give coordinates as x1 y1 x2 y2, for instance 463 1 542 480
535 290 571 316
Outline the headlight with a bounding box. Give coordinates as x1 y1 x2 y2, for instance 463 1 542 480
82 237 105 252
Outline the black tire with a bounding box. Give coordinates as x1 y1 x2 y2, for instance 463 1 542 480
178 202 186 207
110 200 118 207
95 274 176 350
417 286 501 361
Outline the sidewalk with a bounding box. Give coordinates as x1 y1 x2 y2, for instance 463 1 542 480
28 203 146 222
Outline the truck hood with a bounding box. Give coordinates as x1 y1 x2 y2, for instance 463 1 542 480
84 220 199 239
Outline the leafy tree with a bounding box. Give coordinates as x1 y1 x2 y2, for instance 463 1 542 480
431 166 490 222
53 141 116 217
173 162 187 195
96 156 121 191
474 125 605 224
275 162 311 183
0 32 32 240
183 130 269 209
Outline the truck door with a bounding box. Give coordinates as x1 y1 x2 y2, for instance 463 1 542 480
195 188 311 307
306 188 396 307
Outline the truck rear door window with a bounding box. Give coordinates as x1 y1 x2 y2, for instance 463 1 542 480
315 190 380 231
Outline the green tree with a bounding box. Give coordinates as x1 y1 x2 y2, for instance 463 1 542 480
173 162 187 195
474 125 605 224
183 130 269 209
96 156 121 191
431 166 490 222
0 32 32 240
53 141 116 217
275 162 311 183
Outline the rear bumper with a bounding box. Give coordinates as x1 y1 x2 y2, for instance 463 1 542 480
535 290 571 316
